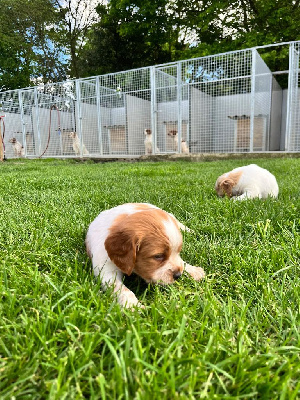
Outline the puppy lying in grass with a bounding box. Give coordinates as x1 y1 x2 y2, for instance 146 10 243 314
85 203 205 308
215 164 279 200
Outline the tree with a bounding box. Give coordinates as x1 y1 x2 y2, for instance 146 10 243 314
0 0 67 90
1 0 299 89
176 0 300 63
53 0 99 78
78 0 190 77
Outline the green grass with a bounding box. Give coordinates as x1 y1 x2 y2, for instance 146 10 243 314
0 157 299 399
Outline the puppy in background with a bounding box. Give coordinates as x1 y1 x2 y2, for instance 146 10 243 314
86 203 205 309
144 129 159 154
9 138 25 157
215 164 279 200
168 130 189 154
69 131 89 156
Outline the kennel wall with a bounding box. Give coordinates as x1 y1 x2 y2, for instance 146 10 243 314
0 41 299 158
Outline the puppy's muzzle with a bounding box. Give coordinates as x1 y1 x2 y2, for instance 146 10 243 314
173 271 182 280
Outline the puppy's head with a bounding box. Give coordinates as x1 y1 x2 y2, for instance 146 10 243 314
69 131 76 139
104 209 184 285
168 130 178 138
215 170 243 198
144 129 152 136
9 138 17 144
215 175 235 197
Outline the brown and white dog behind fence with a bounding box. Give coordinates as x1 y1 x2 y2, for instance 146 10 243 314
69 131 89 156
9 138 25 157
144 129 159 154
215 164 279 200
85 203 205 308
168 130 189 154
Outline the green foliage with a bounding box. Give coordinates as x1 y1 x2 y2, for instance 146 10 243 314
78 0 300 78
0 0 299 87
78 0 184 77
0 0 67 90
0 157 299 398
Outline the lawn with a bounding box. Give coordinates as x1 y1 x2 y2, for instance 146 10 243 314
0 157 299 399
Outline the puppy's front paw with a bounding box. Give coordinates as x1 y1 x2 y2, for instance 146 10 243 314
118 288 144 309
184 263 205 281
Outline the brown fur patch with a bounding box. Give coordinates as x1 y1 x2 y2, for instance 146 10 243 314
132 203 155 211
104 209 175 280
216 170 243 197
227 170 243 185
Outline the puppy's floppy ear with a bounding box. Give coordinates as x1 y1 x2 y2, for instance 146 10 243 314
221 178 234 196
221 178 234 187
104 229 138 275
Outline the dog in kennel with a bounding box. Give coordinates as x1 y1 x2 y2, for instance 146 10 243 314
167 130 189 154
68 132 89 156
9 138 25 157
144 129 159 154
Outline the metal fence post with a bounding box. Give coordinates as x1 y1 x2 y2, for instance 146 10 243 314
18 90 27 157
75 79 83 157
150 66 157 154
249 49 256 153
266 74 273 151
95 76 103 155
34 87 42 156
177 61 182 153
285 43 294 151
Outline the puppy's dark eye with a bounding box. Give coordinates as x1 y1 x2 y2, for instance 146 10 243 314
153 254 165 261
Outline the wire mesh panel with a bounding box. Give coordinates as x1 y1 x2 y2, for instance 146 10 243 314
126 70 152 156
34 81 77 157
122 68 151 155
251 50 273 151
76 78 99 156
269 76 283 151
95 68 152 156
182 50 253 153
18 89 37 156
93 75 124 155
287 42 300 151
155 65 179 153
0 90 23 158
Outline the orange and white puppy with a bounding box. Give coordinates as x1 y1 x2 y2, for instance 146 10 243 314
215 164 279 200
85 203 205 308
168 130 189 154
69 131 89 156
9 138 25 157
144 129 159 154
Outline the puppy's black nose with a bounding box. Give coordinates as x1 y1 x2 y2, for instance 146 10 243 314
173 272 182 280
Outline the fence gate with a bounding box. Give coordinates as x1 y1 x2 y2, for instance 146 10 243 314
250 49 273 151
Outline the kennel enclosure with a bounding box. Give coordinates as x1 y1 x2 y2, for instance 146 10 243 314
0 41 300 158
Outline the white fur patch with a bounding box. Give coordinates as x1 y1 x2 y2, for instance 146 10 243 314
163 216 182 251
